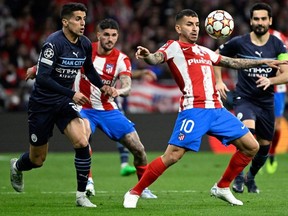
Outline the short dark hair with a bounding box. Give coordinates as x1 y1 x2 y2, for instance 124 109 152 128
175 9 198 22
97 18 120 31
60 2 87 19
250 2 272 18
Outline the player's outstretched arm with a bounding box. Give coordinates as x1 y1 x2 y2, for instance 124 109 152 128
256 63 288 90
218 56 288 69
135 46 164 65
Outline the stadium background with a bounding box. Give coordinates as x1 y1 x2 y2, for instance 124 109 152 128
0 0 288 153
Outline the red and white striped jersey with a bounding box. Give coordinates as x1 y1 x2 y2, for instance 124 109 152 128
158 40 223 111
74 42 132 110
269 29 288 93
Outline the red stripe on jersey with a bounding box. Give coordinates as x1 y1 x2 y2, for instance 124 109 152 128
159 40 222 110
76 42 132 110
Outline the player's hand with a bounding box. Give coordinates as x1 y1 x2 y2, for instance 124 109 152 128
100 85 118 98
135 46 150 59
265 60 288 69
25 66 36 81
215 81 230 100
73 92 90 105
256 74 271 90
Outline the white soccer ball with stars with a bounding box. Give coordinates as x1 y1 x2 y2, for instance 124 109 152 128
204 10 234 39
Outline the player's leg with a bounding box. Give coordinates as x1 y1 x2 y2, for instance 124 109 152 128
95 109 150 184
64 117 96 208
120 131 157 199
230 99 257 193
266 92 284 174
244 140 270 193
210 108 258 205
211 131 258 205
10 144 48 192
244 108 274 193
80 114 96 197
10 101 51 193
85 142 95 197
116 142 136 176
124 145 185 208
232 128 255 193
266 117 280 173
124 108 206 208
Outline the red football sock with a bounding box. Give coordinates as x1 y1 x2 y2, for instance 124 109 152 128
269 129 280 155
217 151 252 188
131 157 167 195
136 165 147 180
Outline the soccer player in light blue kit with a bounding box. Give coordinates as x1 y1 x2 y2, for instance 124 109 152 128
215 3 288 193
9 3 116 208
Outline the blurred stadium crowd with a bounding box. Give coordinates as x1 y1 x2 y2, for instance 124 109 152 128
0 0 287 112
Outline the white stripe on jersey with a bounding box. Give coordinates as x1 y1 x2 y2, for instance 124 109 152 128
160 40 223 110
74 44 131 111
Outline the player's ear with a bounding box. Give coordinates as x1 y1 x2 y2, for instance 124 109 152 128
96 32 100 41
62 18 68 27
175 24 181 34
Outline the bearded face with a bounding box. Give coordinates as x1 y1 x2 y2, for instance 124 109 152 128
250 10 272 36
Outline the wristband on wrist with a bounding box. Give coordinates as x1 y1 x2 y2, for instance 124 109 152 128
32 65 37 74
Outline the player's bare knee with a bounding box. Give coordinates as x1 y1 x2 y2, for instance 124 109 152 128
242 140 259 157
72 136 89 148
249 142 259 156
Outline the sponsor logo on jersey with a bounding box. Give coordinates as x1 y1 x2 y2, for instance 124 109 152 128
55 68 80 78
244 67 273 77
102 79 112 85
61 59 85 66
187 58 212 65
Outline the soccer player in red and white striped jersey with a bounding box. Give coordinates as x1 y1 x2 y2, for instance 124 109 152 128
266 29 288 173
74 18 157 199
123 9 286 208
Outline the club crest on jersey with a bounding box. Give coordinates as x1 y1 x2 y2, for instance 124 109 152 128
105 64 113 74
192 46 205 56
178 133 185 141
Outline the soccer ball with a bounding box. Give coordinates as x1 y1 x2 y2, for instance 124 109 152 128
204 10 234 39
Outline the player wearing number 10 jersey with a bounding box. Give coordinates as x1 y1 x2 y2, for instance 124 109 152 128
122 9 285 208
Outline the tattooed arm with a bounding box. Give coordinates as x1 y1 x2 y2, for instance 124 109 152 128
135 46 165 65
116 75 132 97
218 55 282 69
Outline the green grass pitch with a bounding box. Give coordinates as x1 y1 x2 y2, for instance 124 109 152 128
0 152 287 216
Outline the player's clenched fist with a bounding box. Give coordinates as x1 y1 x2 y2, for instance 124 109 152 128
100 85 118 97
